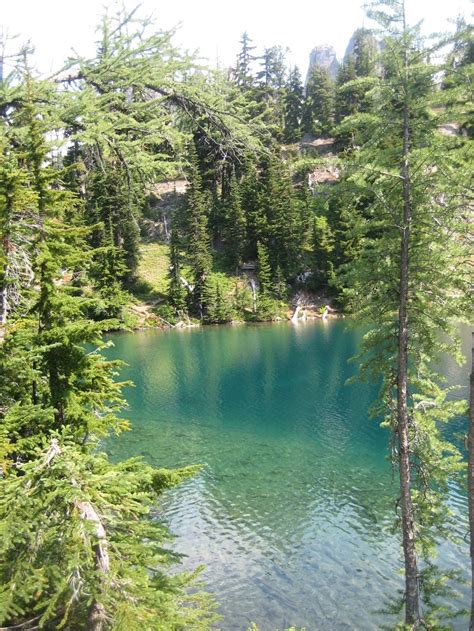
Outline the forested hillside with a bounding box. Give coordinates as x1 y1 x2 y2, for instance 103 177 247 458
0 1 472 628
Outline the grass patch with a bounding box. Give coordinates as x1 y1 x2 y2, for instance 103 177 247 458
134 242 170 301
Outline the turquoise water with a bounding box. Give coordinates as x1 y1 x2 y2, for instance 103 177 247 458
105 321 471 630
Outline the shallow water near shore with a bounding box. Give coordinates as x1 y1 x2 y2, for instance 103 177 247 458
105 320 471 630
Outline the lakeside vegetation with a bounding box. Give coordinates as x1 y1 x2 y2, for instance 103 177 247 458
0 0 472 628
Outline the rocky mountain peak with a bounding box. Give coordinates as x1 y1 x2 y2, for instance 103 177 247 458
305 44 339 84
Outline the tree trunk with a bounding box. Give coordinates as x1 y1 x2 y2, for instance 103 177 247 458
397 4 421 624
468 332 474 629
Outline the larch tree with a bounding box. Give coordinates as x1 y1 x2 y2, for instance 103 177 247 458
340 0 471 626
0 45 217 631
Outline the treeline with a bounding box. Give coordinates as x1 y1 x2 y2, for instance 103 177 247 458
0 1 473 629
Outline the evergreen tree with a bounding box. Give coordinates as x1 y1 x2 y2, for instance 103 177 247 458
223 173 246 270
183 147 212 318
310 215 334 288
273 264 287 300
442 17 474 137
303 66 335 135
203 280 233 324
233 32 256 91
334 30 378 149
334 55 358 123
62 9 262 292
88 218 129 320
254 45 287 139
0 54 216 630
340 1 471 624
256 240 272 295
257 46 287 93
352 28 378 78
167 228 188 316
258 155 302 279
0 94 35 326
241 161 265 261
283 66 304 143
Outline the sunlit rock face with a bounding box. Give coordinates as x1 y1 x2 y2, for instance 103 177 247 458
305 44 339 84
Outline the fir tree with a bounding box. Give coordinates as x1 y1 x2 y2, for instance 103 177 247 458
258 155 302 279
310 215 334 289
233 32 256 91
303 66 335 135
183 147 212 318
352 28 378 78
256 241 277 320
283 66 304 143
223 173 246 270
256 240 272 295
167 228 188 316
334 55 358 123
273 264 287 300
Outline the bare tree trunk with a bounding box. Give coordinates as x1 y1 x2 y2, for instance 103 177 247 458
36 441 110 631
468 332 474 630
397 4 420 625
0 261 9 326
77 500 110 631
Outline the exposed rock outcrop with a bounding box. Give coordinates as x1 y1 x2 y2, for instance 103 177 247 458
305 45 339 84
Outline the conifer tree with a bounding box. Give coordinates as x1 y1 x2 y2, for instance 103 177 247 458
254 45 287 138
352 28 378 78
233 32 256 91
310 215 334 288
335 55 358 123
254 241 279 320
167 227 188 316
258 155 302 279
223 173 246 270
303 66 335 135
0 52 216 630
256 241 272 294
340 1 471 625
283 67 304 143
88 218 129 320
273 264 287 300
257 46 287 93
61 8 262 291
183 147 212 318
241 161 265 261
442 17 474 137
0 105 35 326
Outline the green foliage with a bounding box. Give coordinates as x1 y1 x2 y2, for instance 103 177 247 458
203 279 234 324
338 1 472 623
0 33 220 629
0 440 216 630
310 214 334 288
303 66 335 135
167 228 188 316
182 146 213 318
223 174 246 270
233 32 257 91
284 67 304 143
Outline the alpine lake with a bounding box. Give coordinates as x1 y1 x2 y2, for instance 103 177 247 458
104 320 471 630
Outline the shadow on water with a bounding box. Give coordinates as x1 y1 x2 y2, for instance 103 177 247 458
104 320 472 630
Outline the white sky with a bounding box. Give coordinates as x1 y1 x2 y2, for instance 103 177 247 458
1 0 472 77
